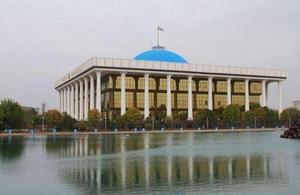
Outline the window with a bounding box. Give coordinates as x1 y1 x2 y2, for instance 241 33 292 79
196 94 208 109
177 94 188 108
214 95 226 109
216 81 227 92
233 82 245 93
232 95 245 106
250 82 262 94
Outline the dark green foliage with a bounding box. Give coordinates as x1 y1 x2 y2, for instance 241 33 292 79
280 108 300 127
0 99 25 130
221 104 241 128
115 108 143 130
194 109 216 128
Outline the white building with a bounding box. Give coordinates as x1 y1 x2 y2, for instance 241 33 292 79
55 46 287 121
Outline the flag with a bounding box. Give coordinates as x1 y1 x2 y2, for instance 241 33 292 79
158 26 164 31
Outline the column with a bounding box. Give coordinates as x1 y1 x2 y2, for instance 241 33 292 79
166 75 172 117
96 71 101 113
90 75 95 110
187 75 193 120
208 77 213 110
63 88 67 112
278 81 283 114
79 80 84 120
84 77 89 120
59 90 63 113
75 82 79 120
71 84 74 118
120 72 126 115
227 78 232 105
245 79 249 111
67 86 70 115
144 74 149 118
261 80 267 107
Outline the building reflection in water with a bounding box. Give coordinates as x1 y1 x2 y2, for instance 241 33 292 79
45 133 288 193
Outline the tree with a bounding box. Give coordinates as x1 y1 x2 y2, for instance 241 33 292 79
0 99 25 130
194 109 216 129
254 107 266 127
23 108 38 129
280 108 300 127
242 111 255 128
61 112 77 131
164 116 173 129
45 110 63 130
250 103 261 111
263 107 278 127
116 108 143 130
154 105 166 121
88 109 101 129
221 104 241 128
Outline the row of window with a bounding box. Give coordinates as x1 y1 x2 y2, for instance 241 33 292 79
111 91 260 109
102 76 262 93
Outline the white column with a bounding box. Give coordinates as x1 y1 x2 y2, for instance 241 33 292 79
71 84 74 118
89 75 95 110
63 88 67 112
120 73 126 115
96 71 101 113
245 79 250 111
144 74 149 118
67 86 71 115
59 90 63 113
227 78 232 105
79 80 84 120
261 80 267 107
278 81 283 114
187 75 193 120
84 77 89 120
75 82 79 120
208 77 213 110
166 75 172 117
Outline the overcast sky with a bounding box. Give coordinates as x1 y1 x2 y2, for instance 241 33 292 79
0 0 299 110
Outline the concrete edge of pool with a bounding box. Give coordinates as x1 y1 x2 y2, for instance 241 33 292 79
0 128 285 137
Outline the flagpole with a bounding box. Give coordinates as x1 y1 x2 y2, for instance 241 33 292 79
157 26 159 47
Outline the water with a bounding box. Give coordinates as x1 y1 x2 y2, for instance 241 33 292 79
0 131 300 195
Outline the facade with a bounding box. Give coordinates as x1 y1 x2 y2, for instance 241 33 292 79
55 46 287 120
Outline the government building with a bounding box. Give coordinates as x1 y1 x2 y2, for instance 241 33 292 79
55 45 287 121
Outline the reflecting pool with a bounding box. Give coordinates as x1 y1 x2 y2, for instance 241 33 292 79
1 131 300 194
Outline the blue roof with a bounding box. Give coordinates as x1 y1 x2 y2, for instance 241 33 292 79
134 48 188 63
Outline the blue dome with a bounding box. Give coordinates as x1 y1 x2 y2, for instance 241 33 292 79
134 48 187 63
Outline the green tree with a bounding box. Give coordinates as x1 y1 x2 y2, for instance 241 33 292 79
88 109 101 130
280 108 300 127
116 108 143 130
221 104 241 128
0 99 25 130
45 110 62 130
61 112 77 131
250 103 261 111
164 116 173 129
242 111 255 128
263 107 278 127
194 109 216 129
154 105 166 121
254 107 266 127
23 108 38 129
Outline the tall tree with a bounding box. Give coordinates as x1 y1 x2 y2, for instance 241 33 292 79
221 104 241 128
88 109 101 129
45 110 63 130
280 108 300 127
194 109 216 128
0 99 25 130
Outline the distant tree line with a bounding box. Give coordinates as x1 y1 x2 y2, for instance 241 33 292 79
1 99 300 132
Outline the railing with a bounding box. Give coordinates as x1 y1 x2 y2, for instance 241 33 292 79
55 57 288 88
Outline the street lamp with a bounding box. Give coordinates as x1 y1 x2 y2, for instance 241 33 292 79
42 116 45 132
105 116 107 131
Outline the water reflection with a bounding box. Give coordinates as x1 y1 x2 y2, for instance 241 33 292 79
45 133 287 193
0 136 24 163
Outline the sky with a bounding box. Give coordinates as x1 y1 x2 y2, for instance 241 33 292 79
0 0 299 110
